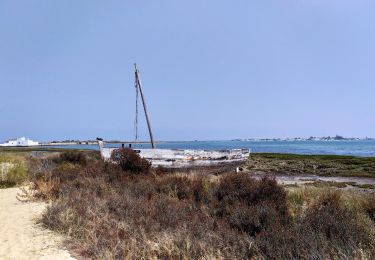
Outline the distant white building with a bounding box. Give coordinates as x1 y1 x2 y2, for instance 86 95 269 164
0 137 39 147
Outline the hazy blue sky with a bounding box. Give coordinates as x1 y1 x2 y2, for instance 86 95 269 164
1 1 374 141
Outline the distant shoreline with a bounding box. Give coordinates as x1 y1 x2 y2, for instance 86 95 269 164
1 139 375 158
42 138 374 146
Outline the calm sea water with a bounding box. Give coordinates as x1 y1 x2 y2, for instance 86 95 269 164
42 140 375 157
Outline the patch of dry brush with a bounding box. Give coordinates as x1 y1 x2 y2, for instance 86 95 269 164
31 150 375 259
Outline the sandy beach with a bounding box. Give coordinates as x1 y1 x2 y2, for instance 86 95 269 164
0 187 74 260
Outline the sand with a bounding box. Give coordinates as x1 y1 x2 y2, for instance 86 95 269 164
0 187 75 260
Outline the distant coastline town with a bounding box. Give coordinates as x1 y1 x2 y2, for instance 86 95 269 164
231 135 374 142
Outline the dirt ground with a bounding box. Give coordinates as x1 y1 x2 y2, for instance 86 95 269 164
0 187 74 260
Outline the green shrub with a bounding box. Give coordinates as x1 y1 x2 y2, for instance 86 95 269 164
0 161 28 188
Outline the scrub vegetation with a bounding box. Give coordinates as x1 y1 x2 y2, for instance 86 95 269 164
22 150 375 259
0 153 28 188
0 150 97 188
2 149 375 258
248 153 375 177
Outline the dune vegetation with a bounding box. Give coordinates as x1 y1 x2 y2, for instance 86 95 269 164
0 152 28 188
247 153 375 177
20 150 375 259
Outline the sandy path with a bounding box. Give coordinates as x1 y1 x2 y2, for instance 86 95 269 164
0 188 75 260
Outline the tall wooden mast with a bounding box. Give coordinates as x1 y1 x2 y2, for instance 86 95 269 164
134 64 156 149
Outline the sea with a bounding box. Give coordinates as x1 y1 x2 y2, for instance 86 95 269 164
42 140 375 157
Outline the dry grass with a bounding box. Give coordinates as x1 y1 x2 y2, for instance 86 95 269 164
255 189 375 259
23 151 375 259
0 153 28 188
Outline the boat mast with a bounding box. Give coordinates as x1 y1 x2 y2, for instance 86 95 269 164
134 64 156 149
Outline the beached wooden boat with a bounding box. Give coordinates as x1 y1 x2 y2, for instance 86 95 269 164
97 64 250 168
98 140 250 168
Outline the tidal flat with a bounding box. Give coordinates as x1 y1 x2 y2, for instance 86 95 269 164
247 153 375 178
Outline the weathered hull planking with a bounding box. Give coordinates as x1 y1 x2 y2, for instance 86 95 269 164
98 142 250 168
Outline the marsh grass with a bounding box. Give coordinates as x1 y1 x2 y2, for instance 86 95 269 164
354 183 375 189
299 180 375 190
248 153 375 177
305 180 348 188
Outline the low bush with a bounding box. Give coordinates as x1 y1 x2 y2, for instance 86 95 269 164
215 174 289 236
0 161 28 188
358 194 375 223
0 153 28 188
254 191 375 259
53 151 88 166
110 148 150 174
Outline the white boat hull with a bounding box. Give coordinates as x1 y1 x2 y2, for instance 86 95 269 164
98 142 250 169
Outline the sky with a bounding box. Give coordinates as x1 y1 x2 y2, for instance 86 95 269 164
0 0 374 141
